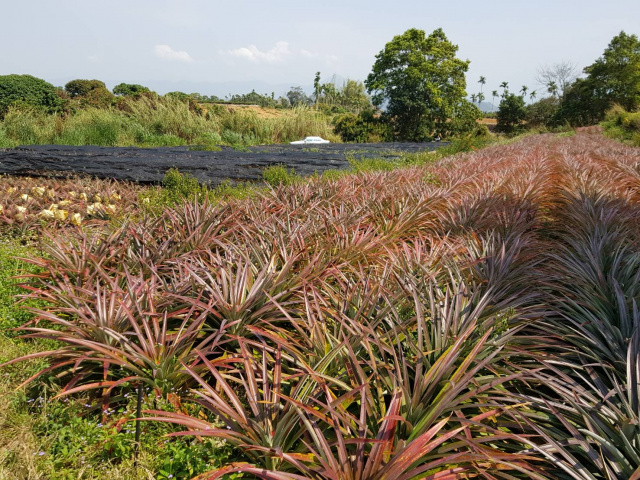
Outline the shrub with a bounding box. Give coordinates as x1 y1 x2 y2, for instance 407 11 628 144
79 87 115 109
333 109 391 143
602 104 640 146
160 168 210 205
262 164 299 187
0 74 63 117
333 113 370 142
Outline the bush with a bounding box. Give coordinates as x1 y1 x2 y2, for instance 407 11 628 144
64 79 107 98
0 74 63 117
79 87 115 109
160 168 209 205
333 113 370 142
333 110 391 143
262 164 299 187
113 83 151 96
602 105 640 146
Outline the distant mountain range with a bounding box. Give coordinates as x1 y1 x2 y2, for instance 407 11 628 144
474 101 497 113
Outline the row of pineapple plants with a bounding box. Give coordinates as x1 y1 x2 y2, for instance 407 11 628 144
2 132 640 478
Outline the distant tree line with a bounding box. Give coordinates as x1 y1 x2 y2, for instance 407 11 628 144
491 30 640 134
1 29 636 141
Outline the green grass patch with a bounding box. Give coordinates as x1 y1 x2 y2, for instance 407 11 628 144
602 105 640 146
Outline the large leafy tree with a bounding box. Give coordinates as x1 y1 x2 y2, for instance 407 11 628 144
558 31 640 126
585 31 640 112
365 28 470 141
0 74 63 116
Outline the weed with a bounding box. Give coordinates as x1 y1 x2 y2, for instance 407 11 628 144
262 164 299 187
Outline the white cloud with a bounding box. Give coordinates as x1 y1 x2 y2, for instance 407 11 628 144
227 41 291 63
154 44 194 63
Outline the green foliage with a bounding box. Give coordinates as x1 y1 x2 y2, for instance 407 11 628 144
602 105 640 146
112 83 151 96
262 164 299 187
79 86 115 109
0 241 42 334
585 31 640 112
64 79 107 98
286 86 311 107
0 95 337 148
0 74 63 117
164 91 191 101
315 78 372 114
13 393 235 479
332 109 390 142
160 168 210 205
558 31 640 126
526 96 561 128
496 93 527 134
228 89 276 108
447 99 484 137
333 113 369 142
366 28 470 141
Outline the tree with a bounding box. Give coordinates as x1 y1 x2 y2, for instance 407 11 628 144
496 93 526 135
286 86 311 107
478 76 486 94
112 83 151 96
526 96 561 128
338 79 371 114
448 100 484 137
499 82 509 97
65 79 107 97
520 85 528 97
491 90 499 110
555 32 640 126
583 31 640 112
536 61 577 98
365 28 470 141
547 81 559 98
313 72 321 109
0 74 63 116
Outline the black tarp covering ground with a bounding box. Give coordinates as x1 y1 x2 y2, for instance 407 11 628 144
0 142 444 185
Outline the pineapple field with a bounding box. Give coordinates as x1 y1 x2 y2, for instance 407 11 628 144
1 131 640 479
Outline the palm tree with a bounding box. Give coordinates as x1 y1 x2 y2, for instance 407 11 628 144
520 85 528 97
491 90 499 110
529 90 537 101
478 76 486 95
477 92 485 105
547 81 559 98
470 93 478 104
499 82 509 98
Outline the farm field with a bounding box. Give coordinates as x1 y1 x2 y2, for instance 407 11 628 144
1 131 640 479
0 142 444 185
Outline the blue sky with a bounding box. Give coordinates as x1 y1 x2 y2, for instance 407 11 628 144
2 0 639 99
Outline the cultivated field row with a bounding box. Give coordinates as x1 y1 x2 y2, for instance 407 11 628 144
4 132 640 478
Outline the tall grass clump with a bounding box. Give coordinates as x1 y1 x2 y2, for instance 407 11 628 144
0 97 339 148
